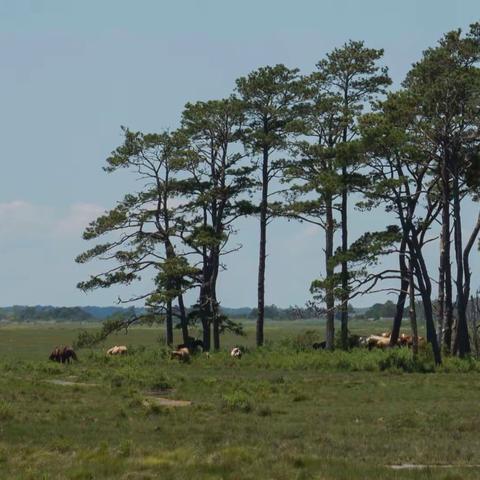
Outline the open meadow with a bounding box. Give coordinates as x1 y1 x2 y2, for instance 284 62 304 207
1 320 480 480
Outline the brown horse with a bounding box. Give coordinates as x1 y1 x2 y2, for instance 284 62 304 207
49 346 62 362
49 346 78 363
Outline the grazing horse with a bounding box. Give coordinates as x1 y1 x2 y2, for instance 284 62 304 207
230 347 242 358
398 334 425 348
177 338 204 354
49 346 78 363
106 345 128 356
49 347 62 362
171 347 190 362
366 335 391 350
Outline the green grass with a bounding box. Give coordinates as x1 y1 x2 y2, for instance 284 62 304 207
0 321 478 479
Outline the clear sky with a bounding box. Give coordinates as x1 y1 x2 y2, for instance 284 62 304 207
0 0 479 307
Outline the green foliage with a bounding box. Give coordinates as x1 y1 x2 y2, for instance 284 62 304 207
365 300 398 320
378 348 436 373
344 226 402 267
236 64 303 153
279 330 322 351
221 391 253 413
0 306 95 323
73 22 480 360
0 400 14 421
74 309 146 347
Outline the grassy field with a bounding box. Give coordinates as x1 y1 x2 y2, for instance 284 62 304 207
0 320 479 479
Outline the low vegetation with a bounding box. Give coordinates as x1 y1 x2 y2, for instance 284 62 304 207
1 323 480 479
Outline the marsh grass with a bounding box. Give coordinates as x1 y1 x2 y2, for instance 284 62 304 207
1 323 480 479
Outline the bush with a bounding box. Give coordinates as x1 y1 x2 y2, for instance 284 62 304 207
279 330 322 352
440 355 480 373
378 348 435 373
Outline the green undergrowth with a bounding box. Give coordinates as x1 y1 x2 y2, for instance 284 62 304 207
2 342 480 377
2 326 480 479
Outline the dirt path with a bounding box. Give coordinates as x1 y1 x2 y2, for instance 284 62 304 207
389 464 480 470
46 379 100 387
143 396 191 407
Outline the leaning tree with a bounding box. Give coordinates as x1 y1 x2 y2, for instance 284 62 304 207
76 128 196 346
401 23 480 356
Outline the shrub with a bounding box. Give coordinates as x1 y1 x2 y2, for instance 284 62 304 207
378 348 435 373
117 440 132 458
222 391 253 413
280 330 322 352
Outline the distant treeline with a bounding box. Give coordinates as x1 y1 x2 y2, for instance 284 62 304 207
0 304 297 322
0 306 139 323
0 303 400 323
0 306 95 322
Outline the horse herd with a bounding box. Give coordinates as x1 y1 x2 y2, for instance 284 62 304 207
169 340 244 362
48 344 128 363
48 332 421 364
313 332 425 350
47 340 242 364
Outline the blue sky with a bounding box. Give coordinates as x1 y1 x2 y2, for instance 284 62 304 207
0 0 479 307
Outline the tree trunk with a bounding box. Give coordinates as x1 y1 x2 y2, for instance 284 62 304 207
409 259 418 357
396 186 441 363
408 233 441 364
211 275 220 351
471 295 480 358
177 291 189 345
211 244 221 351
165 300 173 346
416 275 440 364
441 156 454 354
437 224 445 349
390 238 408 346
452 166 470 357
212 311 220 351
257 144 269 347
325 195 335 350
164 238 184 346
199 205 212 351
202 316 211 351
340 165 349 350
199 280 211 351
461 213 480 353
339 99 350 350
